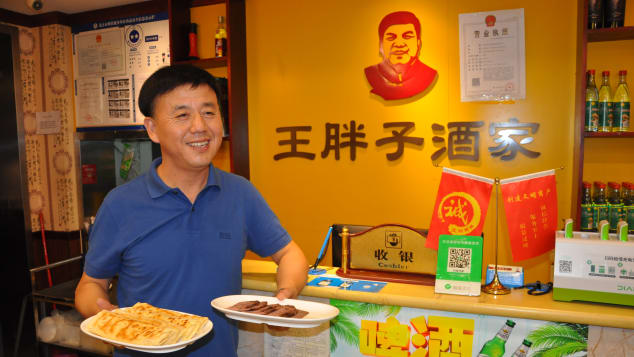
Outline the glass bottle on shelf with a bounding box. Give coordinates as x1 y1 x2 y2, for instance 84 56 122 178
623 182 634 233
214 15 227 58
605 0 626 28
478 320 516 357
613 70 630 132
580 181 594 231
585 69 599 132
511 339 532 357
598 71 613 132
188 23 199 60
588 0 603 29
607 182 623 232
593 181 608 231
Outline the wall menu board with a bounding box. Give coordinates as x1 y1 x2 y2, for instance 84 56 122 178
72 13 170 129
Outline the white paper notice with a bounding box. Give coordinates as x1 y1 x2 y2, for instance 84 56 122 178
76 77 103 127
36 111 61 134
75 27 125 77
459 8 526 102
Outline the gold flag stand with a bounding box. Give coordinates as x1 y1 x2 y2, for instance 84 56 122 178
482 178 510 295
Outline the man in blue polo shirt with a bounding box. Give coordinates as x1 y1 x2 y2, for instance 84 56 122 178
74 64 308 356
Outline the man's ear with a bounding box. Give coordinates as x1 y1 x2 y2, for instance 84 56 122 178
144 117 160 144
416 39 422 58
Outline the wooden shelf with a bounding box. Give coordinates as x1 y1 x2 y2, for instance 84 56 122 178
587 26 634 42
584 131 634 138
173 57 227 69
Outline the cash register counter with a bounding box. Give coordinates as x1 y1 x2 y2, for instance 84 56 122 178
242 259 634 330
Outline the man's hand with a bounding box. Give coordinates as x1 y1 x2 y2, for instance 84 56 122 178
270 241 308 300
96 297 118 311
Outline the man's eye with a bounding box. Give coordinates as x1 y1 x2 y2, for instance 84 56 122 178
403 34 414 39
385 34 396 41
176 113 189 119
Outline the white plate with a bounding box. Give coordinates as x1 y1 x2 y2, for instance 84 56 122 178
79 308 213 354
211 295 339 328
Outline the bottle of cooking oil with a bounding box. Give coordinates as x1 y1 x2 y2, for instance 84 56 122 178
598 70 613 132
613 70 630 132
585 70 599 132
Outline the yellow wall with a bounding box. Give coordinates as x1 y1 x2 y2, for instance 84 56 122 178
244 0 578 283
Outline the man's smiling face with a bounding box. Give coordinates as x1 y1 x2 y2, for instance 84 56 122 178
381 23 420 65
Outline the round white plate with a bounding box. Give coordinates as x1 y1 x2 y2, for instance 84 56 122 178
79 308 213 354
211 295 339 328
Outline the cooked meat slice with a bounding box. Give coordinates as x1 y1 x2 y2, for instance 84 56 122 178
291 310 309 318
251 303 281 315
267 305 298 317
228 301 260 311
241 301 268 312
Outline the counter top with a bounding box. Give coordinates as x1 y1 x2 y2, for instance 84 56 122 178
242 259 634 329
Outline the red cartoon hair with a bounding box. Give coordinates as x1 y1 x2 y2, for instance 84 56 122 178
378 11 421 40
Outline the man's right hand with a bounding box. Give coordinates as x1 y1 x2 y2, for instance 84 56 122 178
96 297 117 311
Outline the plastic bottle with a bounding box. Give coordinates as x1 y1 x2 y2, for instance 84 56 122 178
580 181 594 231
477 320 516 357
613 70 630 132
608 182 623 232
598 70 613 132
593 181 608 231
585 70 599 132
214 16 227 57
511 339 532 357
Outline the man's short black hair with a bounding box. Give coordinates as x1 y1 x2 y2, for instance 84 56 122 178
138 64 220 117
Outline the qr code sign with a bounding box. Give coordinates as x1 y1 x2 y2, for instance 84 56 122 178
447 247 472 273
559 260 572 274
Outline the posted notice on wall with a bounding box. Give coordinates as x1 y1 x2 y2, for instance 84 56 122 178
73 13 170 128
459 8 526 102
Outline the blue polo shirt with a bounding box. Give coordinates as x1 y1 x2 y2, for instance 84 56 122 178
84 158 291 357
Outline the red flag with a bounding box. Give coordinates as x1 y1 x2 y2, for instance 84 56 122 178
426 168 494 250
500 170 558 261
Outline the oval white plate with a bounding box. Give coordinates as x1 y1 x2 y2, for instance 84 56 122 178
211 295 339 328
79 308 213 354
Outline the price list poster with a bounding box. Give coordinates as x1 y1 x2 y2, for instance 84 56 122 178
18 24 79 232
459 8 526 102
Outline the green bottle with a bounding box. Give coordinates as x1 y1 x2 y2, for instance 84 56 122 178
580 181 594 231
585 69 599 132
478 320 516 357
607 182 623 232
623 182 634 234
598 70 613 132
613 70 630 132
511 339 532 357
593 181 608 231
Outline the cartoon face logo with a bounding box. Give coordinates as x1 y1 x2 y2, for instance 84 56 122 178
385 231 402 249
364 11 438 101
437 192 481 235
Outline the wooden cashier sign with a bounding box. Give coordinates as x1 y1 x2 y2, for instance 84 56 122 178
336 224 437 286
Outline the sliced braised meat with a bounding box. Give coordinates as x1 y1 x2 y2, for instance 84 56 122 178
267 305 297 317
228 300 260 311
227 300 308 319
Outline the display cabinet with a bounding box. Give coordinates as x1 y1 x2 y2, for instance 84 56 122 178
573 0 634 227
